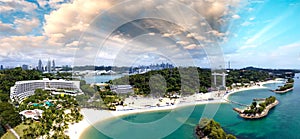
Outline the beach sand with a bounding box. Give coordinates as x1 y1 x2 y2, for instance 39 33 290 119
66 79 284 139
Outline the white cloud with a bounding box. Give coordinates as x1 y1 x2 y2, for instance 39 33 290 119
238 44 257 50
0 0 248 66
14 18 40 34
162 33 172 37
0 0 37 13
249 17 255 21
148 32 155 36
207 30 225 37
0 20 16 34
65 41 79 47
232 14 240 19
43 0 113 42
0 5 14 12
241 21 252 26
186 33 197 38
184 44 197 50
0 35 78 65
176 41 189 45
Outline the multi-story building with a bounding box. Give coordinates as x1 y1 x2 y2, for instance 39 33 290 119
10 78 83 102
110 85 133 94
38 59 43 71
47 60 51 73
52 60 55 71
22 64 29 70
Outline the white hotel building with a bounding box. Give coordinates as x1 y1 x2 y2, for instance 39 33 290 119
10 78 82 102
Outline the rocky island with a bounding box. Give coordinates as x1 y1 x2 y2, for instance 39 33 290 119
272 78 294 94
234 96 279 119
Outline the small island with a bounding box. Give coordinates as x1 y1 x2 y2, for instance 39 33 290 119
272 78 294 94
234 96 279 119
195 118 236 139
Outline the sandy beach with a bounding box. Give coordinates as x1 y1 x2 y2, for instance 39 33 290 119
66 79 284 139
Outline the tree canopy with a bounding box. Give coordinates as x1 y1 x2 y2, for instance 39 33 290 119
195 118 236 139
110 67 272 95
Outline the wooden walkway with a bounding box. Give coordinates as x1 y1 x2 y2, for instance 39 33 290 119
224 99 250 107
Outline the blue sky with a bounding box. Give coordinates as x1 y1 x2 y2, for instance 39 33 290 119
0 0 300 69
224 0 300 69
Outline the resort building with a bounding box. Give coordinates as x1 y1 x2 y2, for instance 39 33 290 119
19 109 44 120
10 78 83 102
110 85 133 94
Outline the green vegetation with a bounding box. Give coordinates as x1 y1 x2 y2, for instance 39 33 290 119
274 78 294 92
0 102 21 127
76 82 124 110
111 67 272 95
287 78 294 83
0 68 41 135
243 96 276 115
42 72 73 80
1 124 27 139
195 118 236 139
0 68 40 100
111 67 207 95
226 69 270 87
275 83 293 91
0 68 82 138
17 89 83 139
99 90 124 110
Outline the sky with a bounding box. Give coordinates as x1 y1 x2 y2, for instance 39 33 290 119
0 0 300 69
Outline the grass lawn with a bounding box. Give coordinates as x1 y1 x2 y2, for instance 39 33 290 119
1 124 28 139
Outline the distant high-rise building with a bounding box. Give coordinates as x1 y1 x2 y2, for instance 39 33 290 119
0 65 3 70
22 64 29 70
38 59 43 71
52 60 55 71
47 60 51 73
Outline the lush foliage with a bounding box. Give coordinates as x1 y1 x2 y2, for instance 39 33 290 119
287 78 294 83
276 83 293 91
18 89 83 139
0 68 41 131
0 68 40 98
1 124 27 139
76 84 124 110
195 118 236 139
42 72 73 80
111 67 272 95
226 69 270 86
0 68 82 138
243 96 276 115
0 102 22 127
111 67 209 95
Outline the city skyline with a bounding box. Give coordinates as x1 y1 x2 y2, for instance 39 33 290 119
0 0 300 69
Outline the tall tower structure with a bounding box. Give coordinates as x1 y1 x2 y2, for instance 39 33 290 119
38 59 43 71
52 60 55 71
47 59 51 73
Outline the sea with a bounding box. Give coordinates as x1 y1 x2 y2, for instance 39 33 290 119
83 74 125 84
80 74 300 139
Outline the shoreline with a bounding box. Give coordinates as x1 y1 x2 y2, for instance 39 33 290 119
66 79 284 139
272 87 293 94
239 100 279 119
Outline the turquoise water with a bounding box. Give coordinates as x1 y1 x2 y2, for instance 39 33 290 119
83 74 124 84
80 78 300 139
